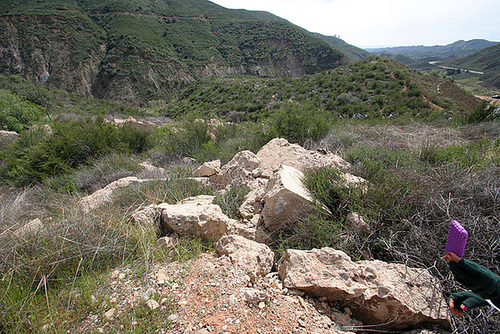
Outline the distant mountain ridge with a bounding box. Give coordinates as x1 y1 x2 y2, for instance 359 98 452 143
0 0 349 106
366 39 499 59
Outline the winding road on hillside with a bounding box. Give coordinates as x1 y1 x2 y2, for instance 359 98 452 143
429 61 484 75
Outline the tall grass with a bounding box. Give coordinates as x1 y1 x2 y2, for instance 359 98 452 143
0 159 216 332
213 183 251 220
0 186 154 331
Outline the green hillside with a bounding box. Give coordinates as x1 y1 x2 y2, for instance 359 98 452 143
446 44 500 90
0 0 348 106
314 33 370 62
167 56 480 122
447 44 500 72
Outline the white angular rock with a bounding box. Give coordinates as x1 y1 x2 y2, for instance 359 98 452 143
146 299 160 310
277 247 451 331
238 187 265 220
193 160 221 177
112 116 156 131
215 151 260 187
156 234 178 250
256 138 351 176
79 177 144 213
260 165 316 231
104 308 116 321
0 130 19 139
215 235 274 283
160 195 236 241
139 161 167 177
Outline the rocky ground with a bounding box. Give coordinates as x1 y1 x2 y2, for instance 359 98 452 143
78 252 366 334
74 138 450 334
76 249 448 334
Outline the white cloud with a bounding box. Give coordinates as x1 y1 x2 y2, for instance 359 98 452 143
210 0 500 47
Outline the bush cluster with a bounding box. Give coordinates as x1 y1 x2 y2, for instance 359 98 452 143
213 183 251 220
0 90 45 132
150 119 273 165
0 118 152 186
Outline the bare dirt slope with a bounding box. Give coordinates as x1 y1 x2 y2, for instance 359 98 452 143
79 252 360 334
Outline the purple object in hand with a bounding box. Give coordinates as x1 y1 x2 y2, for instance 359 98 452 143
446 220 468 258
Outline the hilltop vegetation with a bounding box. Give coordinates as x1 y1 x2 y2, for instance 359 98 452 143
367 40 500 95
0 55 492 187
0 0 348 106
167 57 480 122
0 74 139 117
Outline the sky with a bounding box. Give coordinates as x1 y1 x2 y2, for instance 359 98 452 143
209 0 500 48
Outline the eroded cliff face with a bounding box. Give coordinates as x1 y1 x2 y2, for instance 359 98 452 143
0 15 105 98
0 11 348 106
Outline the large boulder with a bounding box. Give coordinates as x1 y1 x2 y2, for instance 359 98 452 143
238 187 266 220
111 116 156 131
260 165 316 231
160 195 230 240
160 195 255 241
215 235 274 283
256 138 350 178
131 204 161 228
139 162 167 177
214 151 260 188
277 247 451 331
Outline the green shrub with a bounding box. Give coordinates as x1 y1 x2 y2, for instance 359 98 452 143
112 172 215 211
274 216 344 257
118 124 153 154
270 104 332 145
419 138 499 168
72 153 141 193
3 118 122 185
302 167 354 218
0 118 154 186
152 120 213 160
151 120 272 164
0 90 45 132
464 100 498 123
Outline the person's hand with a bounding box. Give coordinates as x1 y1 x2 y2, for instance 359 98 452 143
444 252 462 263
449 297 467 316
